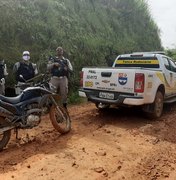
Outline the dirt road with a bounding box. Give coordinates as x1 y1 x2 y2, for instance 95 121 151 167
1 102 176 180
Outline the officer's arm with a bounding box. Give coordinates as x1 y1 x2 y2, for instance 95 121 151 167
32 63 38 75
13 63 19 73
4 64 8 76
67 59 73 72
47 62 55 71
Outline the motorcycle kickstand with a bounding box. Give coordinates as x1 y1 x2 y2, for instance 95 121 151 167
14 128 20 140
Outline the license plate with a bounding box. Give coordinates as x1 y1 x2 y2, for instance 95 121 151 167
99 92 114 100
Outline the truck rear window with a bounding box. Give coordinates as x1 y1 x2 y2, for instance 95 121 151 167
115 56 159 68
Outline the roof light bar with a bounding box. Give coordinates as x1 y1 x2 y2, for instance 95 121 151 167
132 51 165 55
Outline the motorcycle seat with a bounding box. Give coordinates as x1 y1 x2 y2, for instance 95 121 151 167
0 93 23 104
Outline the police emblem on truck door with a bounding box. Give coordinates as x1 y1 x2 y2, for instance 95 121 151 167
118 73 128 85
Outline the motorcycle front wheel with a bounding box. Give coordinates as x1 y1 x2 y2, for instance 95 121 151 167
49 105 71 134
0 117 11 151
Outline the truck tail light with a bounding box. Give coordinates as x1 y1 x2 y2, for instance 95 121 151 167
134 73 144 93
80 71 84 87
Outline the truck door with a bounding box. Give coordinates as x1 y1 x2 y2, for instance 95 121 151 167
168 58 176 95
162 57 176 95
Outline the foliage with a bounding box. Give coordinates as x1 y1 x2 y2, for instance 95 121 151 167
0 0 163 101
68 91 83 105
165 49 176 61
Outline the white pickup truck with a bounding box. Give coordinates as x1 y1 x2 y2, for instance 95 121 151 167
79 52 176 118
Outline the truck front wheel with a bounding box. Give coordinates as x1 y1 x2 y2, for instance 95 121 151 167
144 91 164 119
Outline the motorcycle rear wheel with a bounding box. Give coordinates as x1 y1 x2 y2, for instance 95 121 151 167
49 105 71 134
0 117 11 151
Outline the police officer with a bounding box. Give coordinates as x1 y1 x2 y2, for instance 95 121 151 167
47 46 73 108
13 51 38 95
0 59 8 95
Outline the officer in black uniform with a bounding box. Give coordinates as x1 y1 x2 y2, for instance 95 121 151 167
13 51 38 95
47 46 73 108
0 59 8 95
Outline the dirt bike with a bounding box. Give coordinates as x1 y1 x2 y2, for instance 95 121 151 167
0 74 71 151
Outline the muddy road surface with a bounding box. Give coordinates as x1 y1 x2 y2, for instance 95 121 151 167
1 102 176 180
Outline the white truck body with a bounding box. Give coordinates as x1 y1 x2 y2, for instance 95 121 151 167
80 52 176 118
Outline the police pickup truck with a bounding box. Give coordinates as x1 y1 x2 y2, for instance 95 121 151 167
79 52 176 118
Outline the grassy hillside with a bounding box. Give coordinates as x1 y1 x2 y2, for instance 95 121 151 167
0 0 162 94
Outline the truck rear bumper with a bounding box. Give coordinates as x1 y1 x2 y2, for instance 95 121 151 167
123 98 144 105
79 88 144 106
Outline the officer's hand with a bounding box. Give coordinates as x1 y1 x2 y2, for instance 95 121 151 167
64 67 68 71
0 78 5 85
54 62 60 67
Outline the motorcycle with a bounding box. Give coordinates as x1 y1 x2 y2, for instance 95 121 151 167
0 74 71 151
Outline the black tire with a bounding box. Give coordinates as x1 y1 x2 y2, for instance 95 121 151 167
0 130 11 151
145 91 164 119
0 117 11 151
49 105 71 134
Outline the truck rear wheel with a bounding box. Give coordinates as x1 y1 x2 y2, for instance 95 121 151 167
145 91 164 119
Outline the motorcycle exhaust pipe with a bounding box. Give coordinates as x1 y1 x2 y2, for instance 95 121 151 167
26 108 42 115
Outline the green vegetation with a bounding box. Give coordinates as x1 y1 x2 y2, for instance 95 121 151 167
0 0 163 101
166 49 176 61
